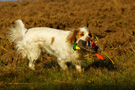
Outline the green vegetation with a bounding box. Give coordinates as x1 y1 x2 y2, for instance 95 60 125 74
0 0 135 89
0 55 135 90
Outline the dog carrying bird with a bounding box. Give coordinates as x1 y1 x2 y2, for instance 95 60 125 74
8 20 94 72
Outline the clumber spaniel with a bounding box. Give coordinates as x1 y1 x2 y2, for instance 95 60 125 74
8 20 91 72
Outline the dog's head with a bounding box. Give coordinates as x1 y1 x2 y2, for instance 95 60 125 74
67 27 93 44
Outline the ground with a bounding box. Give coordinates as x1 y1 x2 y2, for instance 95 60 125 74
0 0 135 89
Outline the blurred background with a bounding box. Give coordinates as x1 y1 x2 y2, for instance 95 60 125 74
0 0 135 89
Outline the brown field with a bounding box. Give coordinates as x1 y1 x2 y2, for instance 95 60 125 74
0 0 135 89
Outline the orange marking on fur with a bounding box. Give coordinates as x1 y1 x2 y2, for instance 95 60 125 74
51 37 55 45
66 29 83 44
25 30 28 34
76 31 84 41
68 29 79 44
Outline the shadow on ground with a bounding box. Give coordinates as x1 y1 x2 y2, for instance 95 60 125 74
84 58 117 71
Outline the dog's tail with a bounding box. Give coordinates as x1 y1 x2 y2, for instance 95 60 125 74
8 20 29 58
8 20 27 43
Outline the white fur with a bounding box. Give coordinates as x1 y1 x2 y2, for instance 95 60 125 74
8 20 90 72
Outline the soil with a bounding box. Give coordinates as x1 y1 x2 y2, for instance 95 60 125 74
0 0 135 67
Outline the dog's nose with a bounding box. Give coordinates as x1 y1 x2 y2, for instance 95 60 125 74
86 36 91 41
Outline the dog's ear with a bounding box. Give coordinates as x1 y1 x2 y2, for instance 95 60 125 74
66 29 80 44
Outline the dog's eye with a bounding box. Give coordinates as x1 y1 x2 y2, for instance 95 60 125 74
80 32 84 36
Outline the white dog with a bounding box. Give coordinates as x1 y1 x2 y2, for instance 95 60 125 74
8 20 91 72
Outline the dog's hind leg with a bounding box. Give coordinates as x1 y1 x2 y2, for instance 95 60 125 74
27 47 41 70
28 59 36 70
58 58 68 70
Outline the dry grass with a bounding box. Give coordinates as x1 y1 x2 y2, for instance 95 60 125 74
0 56 135 90
0 0 135 89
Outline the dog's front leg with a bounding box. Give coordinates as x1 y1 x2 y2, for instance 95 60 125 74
74 60 82 73
75 65 82 73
